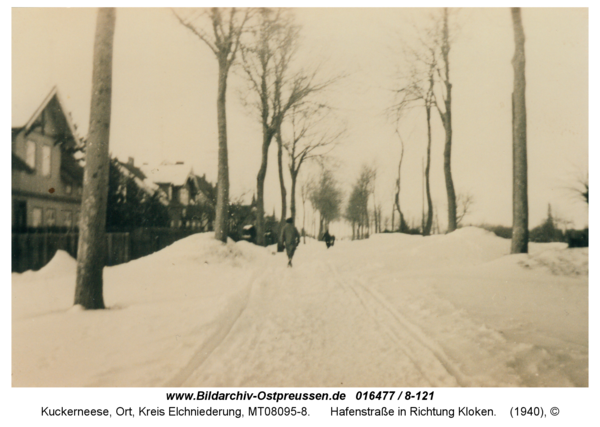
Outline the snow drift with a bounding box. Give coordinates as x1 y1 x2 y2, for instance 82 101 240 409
12 228 587 387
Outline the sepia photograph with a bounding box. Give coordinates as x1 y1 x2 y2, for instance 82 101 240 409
11 6 588 390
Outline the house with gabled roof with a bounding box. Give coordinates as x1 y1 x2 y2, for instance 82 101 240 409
12 86 84 231
141 161 215 229
112 157 169 207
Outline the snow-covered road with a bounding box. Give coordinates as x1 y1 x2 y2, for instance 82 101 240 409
178 256 466 387
172 231 586 387
12 229 588 387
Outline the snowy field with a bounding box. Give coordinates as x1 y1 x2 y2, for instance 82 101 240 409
12 227 587 387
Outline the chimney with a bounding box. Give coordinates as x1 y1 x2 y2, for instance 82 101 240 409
128 157 134 166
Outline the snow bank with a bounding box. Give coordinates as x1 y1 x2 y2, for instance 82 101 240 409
36 249 77 277
12 233 270 387
134 232 268 266
411 227 510 266
519 247 588 276
12 249 76 282
12 227 587 387
333 228 588 386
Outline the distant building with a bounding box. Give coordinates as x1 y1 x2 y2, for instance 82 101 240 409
12 86 84 231
141 162 215 229
112 157 168 206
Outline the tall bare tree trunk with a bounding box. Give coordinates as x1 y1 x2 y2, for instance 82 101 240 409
301 184 306 243
393 131 405 232
424 103 434 236
276 129 287 251
74 8 116 309
511 7 529 254
214 57 230 242
290 170 299 225
441 8 457 233
318 215 324 240
173 8 249 243
255 48 273 247
256 127 273 246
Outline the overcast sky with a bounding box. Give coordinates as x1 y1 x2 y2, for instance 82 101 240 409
11 7 589 231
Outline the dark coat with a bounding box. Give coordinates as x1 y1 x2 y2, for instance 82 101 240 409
281 223 300 258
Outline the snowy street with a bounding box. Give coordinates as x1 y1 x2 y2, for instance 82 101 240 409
12 228 587 387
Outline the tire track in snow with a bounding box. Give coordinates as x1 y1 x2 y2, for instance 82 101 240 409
181 256 432 387
327 261 473 387
164 268 271 387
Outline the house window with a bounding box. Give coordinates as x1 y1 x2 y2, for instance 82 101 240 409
182 208 187 217
32 208 42 227
63 211 73 228
180 187 189 205
65 184 72 195
26 140 36 169
45 208 56 226
42 145 51 176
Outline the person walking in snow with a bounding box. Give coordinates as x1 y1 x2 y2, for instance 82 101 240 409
323 230 332 248
281 218 300 267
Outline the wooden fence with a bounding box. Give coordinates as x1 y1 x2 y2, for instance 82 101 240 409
11 228 197 273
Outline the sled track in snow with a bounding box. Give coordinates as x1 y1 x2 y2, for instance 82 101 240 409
327 261 472 387
164 268 271 387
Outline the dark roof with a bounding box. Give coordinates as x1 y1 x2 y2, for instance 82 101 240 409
194 174 216 205
119 161 147 181
12 152 34 174
195 174 214 195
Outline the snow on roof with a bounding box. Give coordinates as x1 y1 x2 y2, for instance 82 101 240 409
12 86 80 144
12 82 55 129
141 162 194 187
114 160 169 206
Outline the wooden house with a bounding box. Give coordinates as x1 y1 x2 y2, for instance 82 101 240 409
12 86 84 231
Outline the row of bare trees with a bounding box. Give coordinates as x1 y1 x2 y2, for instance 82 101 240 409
345 165 377 239
389 8 530 255
75 7 342 309
175 7 342 247
390 8 456 237
73 7 531 309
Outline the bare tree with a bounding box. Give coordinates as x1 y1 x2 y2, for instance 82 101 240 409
283 104 343 226
74 8 116 309
568 171 589 205
309 168 343 239
370 167 379 233
241 8 328 246
300 179 310 244
576 175 589 205
392 128 408 232
433 8 458 233
345 164 376 240
390 28 437 235
275 127 288 251
456 192 475 227
510 7 528 254
173 7 250 242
